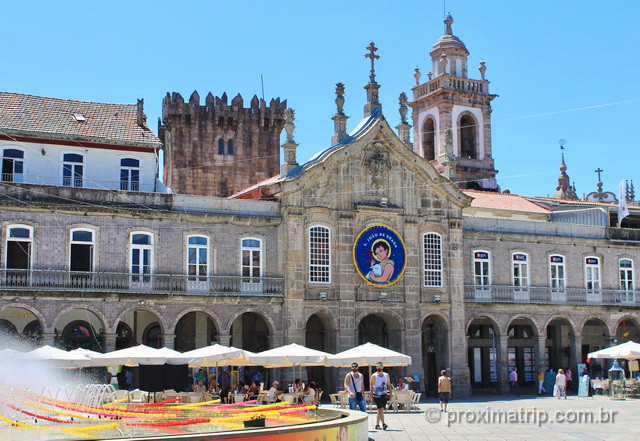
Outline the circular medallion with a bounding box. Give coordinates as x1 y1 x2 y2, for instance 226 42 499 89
353 224 407 287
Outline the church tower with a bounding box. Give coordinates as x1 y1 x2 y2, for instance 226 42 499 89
159 91 287 197
410 14 499 190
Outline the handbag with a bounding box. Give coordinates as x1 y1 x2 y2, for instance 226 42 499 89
350 373 363 401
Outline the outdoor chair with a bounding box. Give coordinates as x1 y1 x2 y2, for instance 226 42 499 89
329 393 341 407
129 390 149 404
410 392 422 411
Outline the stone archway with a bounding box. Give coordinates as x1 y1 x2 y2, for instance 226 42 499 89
546 317 575 372
506 317 538 386
174 311 219 352
305 312 337 393
467 316 500 390
0 306 43 347
54 307 105 351
422 314 448 395
115 307 165 350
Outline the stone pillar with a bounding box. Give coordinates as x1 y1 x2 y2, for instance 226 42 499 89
218 334 231 347
41 332 55 346
537 335 547 370
104 333 117 353
163 333 176 349
498 334 509 394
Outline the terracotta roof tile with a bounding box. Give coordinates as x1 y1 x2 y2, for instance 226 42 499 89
0 92 161 148
463 190 551 214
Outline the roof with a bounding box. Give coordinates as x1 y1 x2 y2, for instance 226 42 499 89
526 195 640 210
0 92 161 148
463 190 551 214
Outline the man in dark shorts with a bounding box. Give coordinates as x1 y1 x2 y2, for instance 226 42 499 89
370 362 392 430
438 369 452 412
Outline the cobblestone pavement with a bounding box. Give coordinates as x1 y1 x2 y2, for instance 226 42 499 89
355 395 639 441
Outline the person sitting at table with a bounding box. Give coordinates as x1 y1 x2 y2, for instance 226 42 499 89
395 377 409 391
194 379 207 392
268 381 284 403
301 384 316 403
290 378 303 393
208 380 221 396
248 380 260 398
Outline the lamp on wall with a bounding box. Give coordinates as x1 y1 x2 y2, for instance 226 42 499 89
378 292 387 301
433 294 441 304
319 292 328 301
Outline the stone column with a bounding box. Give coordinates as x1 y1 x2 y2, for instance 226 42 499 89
498 334 509 394
41 332 55 346
163 333 176 349
104 333 117 353
537 335 547 370
217 334 231 347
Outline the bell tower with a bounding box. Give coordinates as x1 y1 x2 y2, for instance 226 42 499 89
410 13 499 191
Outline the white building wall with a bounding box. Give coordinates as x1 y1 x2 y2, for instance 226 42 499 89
0 140 159 192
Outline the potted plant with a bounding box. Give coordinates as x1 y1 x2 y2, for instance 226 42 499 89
243 414 266 428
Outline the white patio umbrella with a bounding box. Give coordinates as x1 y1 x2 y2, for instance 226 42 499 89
250 343 330 367
171 344 256 367
587 341 640 360
26 345 94 367
90 345 185 367
325 342 412 367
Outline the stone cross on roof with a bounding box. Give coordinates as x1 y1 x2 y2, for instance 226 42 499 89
365 42 380 84
595 167 604 182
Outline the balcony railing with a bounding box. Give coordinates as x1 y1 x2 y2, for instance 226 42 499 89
0 269 284 297
1 173 168 193
464 284 638 306
413 74 488 101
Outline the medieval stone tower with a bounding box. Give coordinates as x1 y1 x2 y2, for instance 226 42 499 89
160 91 287 197
410 14 499 191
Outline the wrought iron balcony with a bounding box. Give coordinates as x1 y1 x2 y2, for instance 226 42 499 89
0 269 284 297
464 284 638 306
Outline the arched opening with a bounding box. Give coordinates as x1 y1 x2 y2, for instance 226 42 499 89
467 317 499 390
22 320 42 344
230 312 269 353
60 320 102 351
305 313 336 392
142 322 162 348
546 318 575 373
115 322 134 350
174 311 218 352
421 315 448 396
358 313 403 387
582 318 610 379
459 114 477 159
0 307 42 348
507 317 537 387
0 319 18 337
422 117 436 161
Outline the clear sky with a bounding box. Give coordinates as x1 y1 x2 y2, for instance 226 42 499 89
2 1 638 198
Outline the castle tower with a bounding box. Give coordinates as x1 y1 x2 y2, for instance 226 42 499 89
410 13 499 191
159 91 287 197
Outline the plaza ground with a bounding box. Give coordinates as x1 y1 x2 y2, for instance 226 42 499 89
355 394 639 441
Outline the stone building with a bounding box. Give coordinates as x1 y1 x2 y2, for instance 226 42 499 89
0 15 638 398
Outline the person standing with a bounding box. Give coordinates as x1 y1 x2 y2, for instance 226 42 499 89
537 368 546 395
437 370 452 412
565 368 572 394
344 363 366 412
555 369 567 399
370 362 392 431
508 367 520 397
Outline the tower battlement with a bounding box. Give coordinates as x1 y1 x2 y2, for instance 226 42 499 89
160 91 287 197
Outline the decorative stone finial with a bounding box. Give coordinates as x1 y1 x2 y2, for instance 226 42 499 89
479 60 487 81
281 108 299 175
438 53 448 76
444 13 454 36
365 42 380 84
363 42 382 117
398 92 409 125
332 83 349 144
414 66 421 86
335 82 346 116
284 108 296 144
396 92 412 149
442 125 458 182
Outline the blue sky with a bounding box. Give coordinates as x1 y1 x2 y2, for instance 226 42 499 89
2 1 639 198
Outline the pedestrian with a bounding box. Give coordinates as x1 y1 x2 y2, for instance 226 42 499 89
565 368 572 394
446 368 453 399
437 369 452 412
537 368 546 395
370 362 392 431
555 369 567 399
508 367 520 397
344 362 366 412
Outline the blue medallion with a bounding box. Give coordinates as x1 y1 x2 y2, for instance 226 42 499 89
353 224 407 287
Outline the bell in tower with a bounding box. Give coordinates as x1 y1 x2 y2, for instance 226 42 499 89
410 13 499 191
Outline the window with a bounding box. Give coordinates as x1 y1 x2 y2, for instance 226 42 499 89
473 251 491 287
549 255 565 291
130 232 153 283
620 259 634 291
2 149 24 182
459 114 477 159
422 118 436 161
70 229 94 272
120 158 140 191
241 238 262 285
5 225 33 269
512 253 529 288
218 139 225 155
187 236 209 281
423 233 443 287
309 226 330 283
585 257 601 292
63 153 84 187
227 139 234 155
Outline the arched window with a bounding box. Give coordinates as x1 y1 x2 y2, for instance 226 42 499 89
187 235 209 281
120 158 140 191
459 114 477 159
2 149 24 182
69 228 95 272
422 118 436 161
5 224 33 270
62 153 84 187
309 226 330 283
423 233 442 287
620 259 634 292
130 232 153 286
218 139 225 155
227 139 234 155
512 252 529 289
549 255 566 292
